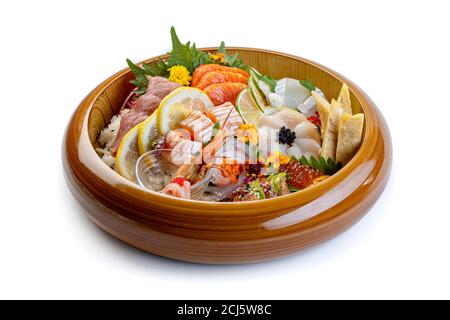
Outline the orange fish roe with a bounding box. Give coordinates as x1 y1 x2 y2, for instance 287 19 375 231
279 160 322 189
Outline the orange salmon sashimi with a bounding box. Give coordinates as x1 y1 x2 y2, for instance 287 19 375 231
203 82 248 106
194 71 248 90
191 64 249 87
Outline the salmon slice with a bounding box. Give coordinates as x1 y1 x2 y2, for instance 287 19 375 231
203 82 247 106
205 102 243 134
195 71 248 90
191 64 249 87
179 110 214 143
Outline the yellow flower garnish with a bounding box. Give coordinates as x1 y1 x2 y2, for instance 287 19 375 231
239 124 254 130
235 123 258 144
168 65 192 86
209 53 225 63
265 152 291 169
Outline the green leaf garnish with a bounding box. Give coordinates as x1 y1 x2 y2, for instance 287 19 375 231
217 41 246 69
218 41 226 54
142 59 169 77
250 68 276 92
260 75 277 92
126 58 169 95
295 155 342 175
167 27 246 71
126 27 247 94
167 26 200 73
299 80 315 91
126 59 149 95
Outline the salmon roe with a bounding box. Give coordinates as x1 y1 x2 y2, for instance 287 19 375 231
279 160 322 189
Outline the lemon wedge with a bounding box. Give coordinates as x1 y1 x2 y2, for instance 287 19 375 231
137 113 157 155
157 87 213 134
115 123 142 182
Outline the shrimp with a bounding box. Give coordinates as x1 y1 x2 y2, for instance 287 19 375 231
210 162 241 187
162 107 235 198
162 177 191 199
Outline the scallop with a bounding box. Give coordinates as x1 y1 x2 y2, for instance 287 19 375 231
293 121 321 143
287 144 302 158
275 108 307 129
259 108 306 130
258 113 286 129
295 138 321 158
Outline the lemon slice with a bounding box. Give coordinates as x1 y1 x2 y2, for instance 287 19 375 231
236 88 263 125
115 123 142 182
138 113 158 155
157 87 213 134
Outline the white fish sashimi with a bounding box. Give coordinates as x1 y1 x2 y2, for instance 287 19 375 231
275 78 311 108
298 87 327 117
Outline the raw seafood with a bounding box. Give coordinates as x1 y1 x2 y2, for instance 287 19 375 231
191 64 249 87
111 77 179 155
194 71 248 90
203 82 247 106
97 29 364 202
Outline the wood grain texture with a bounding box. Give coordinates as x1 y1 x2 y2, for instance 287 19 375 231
63 48 392 264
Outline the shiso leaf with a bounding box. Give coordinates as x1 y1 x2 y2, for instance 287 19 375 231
299 79 315 91
126 27 247 93
294 155 342 175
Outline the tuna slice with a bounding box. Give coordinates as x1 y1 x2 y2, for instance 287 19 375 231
111 77 180 155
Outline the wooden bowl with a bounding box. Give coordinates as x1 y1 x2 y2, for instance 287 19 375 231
63 48 392 264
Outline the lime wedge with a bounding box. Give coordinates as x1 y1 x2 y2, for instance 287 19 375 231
248 76 267 112
236 89 263 125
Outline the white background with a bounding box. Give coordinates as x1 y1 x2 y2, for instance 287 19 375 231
1 0 449 299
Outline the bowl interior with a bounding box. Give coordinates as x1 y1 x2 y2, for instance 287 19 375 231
87 48 365 157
